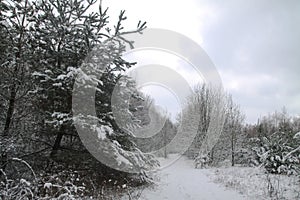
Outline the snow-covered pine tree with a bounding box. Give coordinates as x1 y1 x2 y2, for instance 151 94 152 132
251 131 300 175
24 0 158 178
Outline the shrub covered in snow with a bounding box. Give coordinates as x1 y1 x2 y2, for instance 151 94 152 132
251 131 300 175
195 154 211 169
0 157 153 199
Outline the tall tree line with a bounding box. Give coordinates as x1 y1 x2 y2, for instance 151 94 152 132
176 84 245 167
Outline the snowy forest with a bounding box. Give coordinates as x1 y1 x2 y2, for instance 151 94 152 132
0 0 299 199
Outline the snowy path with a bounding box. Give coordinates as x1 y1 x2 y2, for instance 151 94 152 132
139 155 246 200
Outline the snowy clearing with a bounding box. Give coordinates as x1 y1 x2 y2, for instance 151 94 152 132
122 154 300 200
134 155 246 200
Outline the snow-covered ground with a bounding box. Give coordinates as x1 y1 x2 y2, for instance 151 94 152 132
136 155 246 200
124 154 299 200
206 166 300 200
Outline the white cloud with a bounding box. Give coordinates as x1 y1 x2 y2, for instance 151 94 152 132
100 0 300 124
105 0 220 45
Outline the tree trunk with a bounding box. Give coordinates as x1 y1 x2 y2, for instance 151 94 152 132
1 85 17 170
164 125 167 159
3 85 17 136
3 0 28 136
231 132 235 166
50 126 65 157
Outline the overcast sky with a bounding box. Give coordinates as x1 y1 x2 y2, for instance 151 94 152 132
103 0 300 124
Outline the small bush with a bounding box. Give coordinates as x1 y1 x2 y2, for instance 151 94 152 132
251 132 300 175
